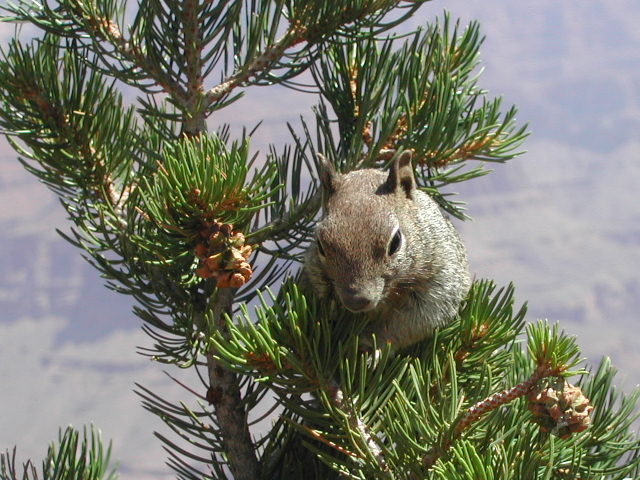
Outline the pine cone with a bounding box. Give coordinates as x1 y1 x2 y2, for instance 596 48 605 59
527 378 593 439
194 220 254 287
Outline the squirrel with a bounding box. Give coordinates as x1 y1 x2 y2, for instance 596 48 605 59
303 151 471 350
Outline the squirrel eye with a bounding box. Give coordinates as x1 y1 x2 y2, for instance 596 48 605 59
387 228 403 256
316 238 326 257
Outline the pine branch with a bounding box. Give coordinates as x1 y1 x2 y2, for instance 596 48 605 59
176 12 262 472
0 426 116 480
326 379 391 476
3 2 639 479
2 0 192 100
135 371 270 479
204 288 260 480
205 27 298 106
210 279 640 478
248 110 344 259
182 0 205 116
0 37 142 236
312 15 529 218
0 9 262 475
203 0 432 111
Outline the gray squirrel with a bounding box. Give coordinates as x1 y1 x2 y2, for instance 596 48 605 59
303 151 471 350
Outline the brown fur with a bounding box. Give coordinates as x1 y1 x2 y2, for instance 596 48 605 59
303 151 471 350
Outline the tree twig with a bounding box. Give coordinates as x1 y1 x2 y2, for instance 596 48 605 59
205 288 260 480
205 27 303 106
181 0 206 135
422 364 556 469
327 379 391 477
65 0 189 107
248 190 321 245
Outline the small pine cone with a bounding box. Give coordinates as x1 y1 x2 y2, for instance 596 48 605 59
229 272 247 288
239 244 253 260
208 231 224 248
237 263 252 279
199 221 217 239
527 379 593 439
219 223 233 236
206 252 224 270
216 271 233 288
194 243 209 259
227 249 247 269
215 270 249 289
230 231 245 248
193 220 253 286
196 265 213 279
559 383 593 436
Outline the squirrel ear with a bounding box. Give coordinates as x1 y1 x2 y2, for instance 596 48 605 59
317 153 339 197
386 150 416 198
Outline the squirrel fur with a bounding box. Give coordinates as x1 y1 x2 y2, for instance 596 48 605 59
303 151 471 350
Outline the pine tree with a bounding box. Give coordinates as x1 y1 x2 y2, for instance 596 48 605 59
1 1 639 479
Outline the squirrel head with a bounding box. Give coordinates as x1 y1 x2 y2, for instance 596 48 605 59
313 151 421 313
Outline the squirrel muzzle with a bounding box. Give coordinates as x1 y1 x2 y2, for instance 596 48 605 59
337 283 383 313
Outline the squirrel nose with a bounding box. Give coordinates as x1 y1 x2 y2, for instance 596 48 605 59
340 287 378 312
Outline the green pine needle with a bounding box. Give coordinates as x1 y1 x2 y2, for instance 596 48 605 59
0 426 117 480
